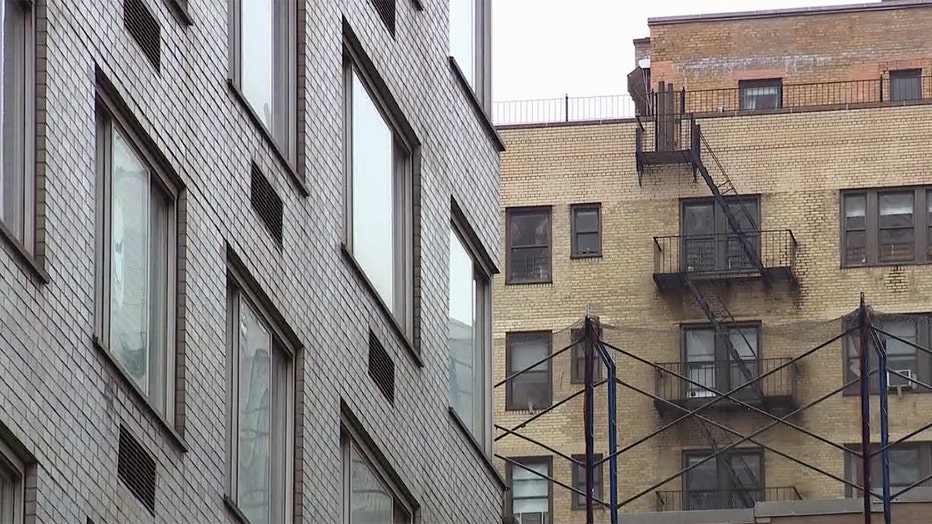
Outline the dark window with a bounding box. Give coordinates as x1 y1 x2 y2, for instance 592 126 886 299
507 208 552 284
891 69 922 102
506 332 552 411
571 454 603 509
506 457 551 522
841 188 932 266
681 197 760 274
684 325 759 398
570 326 603 384
844 315 931 394
844 442 932 497
684 450 762 511
738 79 782 110
571 204 601 258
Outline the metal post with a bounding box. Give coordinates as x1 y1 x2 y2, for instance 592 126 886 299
859 293 873 524
879 74 884 103
599 339 620 524
584 314 596 524
876 326 892 524
565 93 570 122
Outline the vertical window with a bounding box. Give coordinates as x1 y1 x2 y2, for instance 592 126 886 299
571 454 603 510
507 458 550 523
891 69 922 102
448 224 491 451
843 194 867 266
738 79 782 110
226 281 294 524
684 450 762 510
506 207 551 284
95 102 177 418
449 0 490 106
683 325 759 397
0 439 23 524
342 431 413 524
878 191 915 263
570 326 603 384
229 0 295 159
0 0 33 251
506 332 552 411
681 197 760 274
571 204 601 258
344 56 413 334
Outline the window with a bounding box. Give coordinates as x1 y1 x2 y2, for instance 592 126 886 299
684 450 762 511
341 431 413 524
506 207 551 284
570 326 603 384
891 69 922 102
841 188 932 266
94 100 177 419
449 0 491 106
448 223 491 451
226 278 294 524
681 197 760 274
229 0 296 159
506 332 552 411
343 53 414 334
0 439 24 524
845 442 932 497
571 454 603 510
507 457 551 523
844 314 931 394
683 325 759 397
738 79 782 110
0 0 34 252
571 204 601 258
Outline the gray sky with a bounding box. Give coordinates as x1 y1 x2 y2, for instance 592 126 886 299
492 0 874 102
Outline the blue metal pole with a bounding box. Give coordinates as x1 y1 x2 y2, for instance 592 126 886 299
598 340 619 524
876 327 892 524
584 315 596 524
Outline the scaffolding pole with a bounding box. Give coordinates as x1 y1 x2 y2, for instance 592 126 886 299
584 313 596 524
858 293 872 524
875 327 892 524
597 339 620 524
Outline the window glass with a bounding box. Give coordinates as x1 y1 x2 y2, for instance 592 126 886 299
685 455 717 510
508 209 550 282
448 228 477 433
572 454 603 508
1 0 28 243
241 0 273 129
739 80 782 110
512 461 549 514
508 334 550 410
573 207 600 256
891 70 922 102
844 194 867 265
449 0 476 88
238 302 273 524
878 192 915 263
0 460 14 523
685 329 715 393
349 443 394 524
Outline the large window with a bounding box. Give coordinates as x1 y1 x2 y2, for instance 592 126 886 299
342 430 413 524
571 204 601 258
684 450 762 511
506 332 552 411
845 442 932 497
681 197 760 274
0 438 24 524
448 223 491 451
841 188 932 266
0 0 34 252
343 53 414 334
506 207 551 284
94 100 177 419
571 454 603 510
738 79 782 110
890 69 922 102
507 457 551 523
844 314 931 394
229 0 295 159
683 325 759 397
448 0 490 106
226 276 294 524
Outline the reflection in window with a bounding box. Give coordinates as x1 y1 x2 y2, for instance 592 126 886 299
343 434 412 524
878 192 914 263
739 79 782 110
509 459 550 520
1 0 31 248
891 69 922 102
844 194 867 265
449 0 476 87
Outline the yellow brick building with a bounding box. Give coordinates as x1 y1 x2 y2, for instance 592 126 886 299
493 2 932 523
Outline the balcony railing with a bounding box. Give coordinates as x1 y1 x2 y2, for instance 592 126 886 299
654 357 798 414
652 230 798 289
655 486 802 512
492 94 636 126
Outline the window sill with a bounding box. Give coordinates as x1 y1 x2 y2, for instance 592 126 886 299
504 279 553 286
223 495 250 524
161 0 193 26
339 244 423 368
504 405 553 414
842 389 930 397
0 221 49 284
92 336 188 453
447 57 505 153
841 260 930 270
448 407 507 492
571 253 602 260
225 79 309 198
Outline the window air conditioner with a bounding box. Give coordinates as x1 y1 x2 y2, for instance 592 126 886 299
515 512 547 524
887 369 915 390
687 388 716 399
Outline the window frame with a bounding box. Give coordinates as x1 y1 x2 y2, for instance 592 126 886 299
506 456 553 521
227 0 297 163
505 331 553 411
570 325 604 384
93 92 179 423
682 323 761 395
738 79 783 111
890 69 923 103
0 438 24 524
571 453 603 510
341 44 416 339
505 206 553 285
844 442 932 497
843 313 932 395
448 0 492 109
225 265 296 523
341 424 414 524
840 187 932 267
570 203 602 259
682 448 764 511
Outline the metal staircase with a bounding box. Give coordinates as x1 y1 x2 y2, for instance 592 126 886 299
695 418 759 509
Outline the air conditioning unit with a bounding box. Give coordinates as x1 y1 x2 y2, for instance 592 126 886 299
888 369 915 390
687 388 716 399
515 512 548 524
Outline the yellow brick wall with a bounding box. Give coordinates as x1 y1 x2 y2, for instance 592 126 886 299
494 104 932 522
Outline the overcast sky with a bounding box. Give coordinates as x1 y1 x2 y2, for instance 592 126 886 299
492 0 875 102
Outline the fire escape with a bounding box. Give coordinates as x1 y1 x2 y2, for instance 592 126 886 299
633 82 801 512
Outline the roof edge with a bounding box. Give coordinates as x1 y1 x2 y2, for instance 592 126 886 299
648 0 932 26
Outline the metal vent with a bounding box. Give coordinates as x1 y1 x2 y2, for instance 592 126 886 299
123 0 161 71
250 164 284 246
369 0 396 36
368 331 395 402
117 426 156 514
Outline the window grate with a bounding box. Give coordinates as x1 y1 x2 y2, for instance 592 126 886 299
369 0 396 36
250 164 284 246
117 426 157 515
123 0 161 71
368 331 395 403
